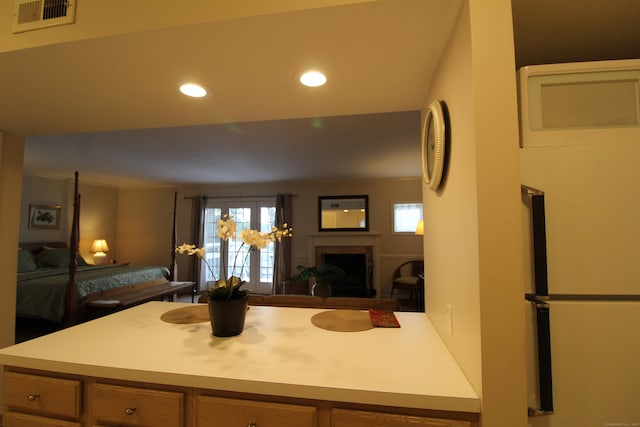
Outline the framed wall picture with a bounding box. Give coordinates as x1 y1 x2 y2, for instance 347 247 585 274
29 204 61 229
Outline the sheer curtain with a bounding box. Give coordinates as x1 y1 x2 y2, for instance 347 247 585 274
273 194 293 294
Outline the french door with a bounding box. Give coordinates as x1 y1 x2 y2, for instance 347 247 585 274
203 199 276 294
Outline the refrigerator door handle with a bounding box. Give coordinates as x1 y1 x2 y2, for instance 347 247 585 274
522 185 549 297
527 296 554 416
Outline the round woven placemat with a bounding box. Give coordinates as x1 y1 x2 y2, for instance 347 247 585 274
160 304 209 324
310 309 373 332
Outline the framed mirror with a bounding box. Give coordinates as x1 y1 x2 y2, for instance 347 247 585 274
318 195 369 232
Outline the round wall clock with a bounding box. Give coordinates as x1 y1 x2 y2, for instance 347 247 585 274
421 99 446 191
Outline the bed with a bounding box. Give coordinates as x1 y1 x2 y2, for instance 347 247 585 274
17 172 178 325
17 244 170 323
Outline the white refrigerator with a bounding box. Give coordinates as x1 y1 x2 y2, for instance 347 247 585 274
519 60 640 427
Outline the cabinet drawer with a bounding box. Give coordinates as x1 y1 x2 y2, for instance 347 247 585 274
91 383 183 427
332 408 472 427
197 395 316 427
3 372 81 419
3 411 81 427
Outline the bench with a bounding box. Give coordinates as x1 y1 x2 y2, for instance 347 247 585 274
84 279 194 317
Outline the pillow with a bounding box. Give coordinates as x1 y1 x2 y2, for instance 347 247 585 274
36 247 90 268
17 249 39 273
36 247 70 268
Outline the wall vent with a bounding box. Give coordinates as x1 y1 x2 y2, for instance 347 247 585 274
13 0 76 33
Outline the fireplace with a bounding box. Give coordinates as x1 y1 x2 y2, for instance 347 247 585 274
315 246 373 297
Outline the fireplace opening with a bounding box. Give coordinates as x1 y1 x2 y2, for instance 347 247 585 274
315 246 374 298
323 254 367 297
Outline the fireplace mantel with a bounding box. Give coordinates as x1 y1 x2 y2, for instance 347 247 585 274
308 232 381 237
308 233 380 245
308 234 380 256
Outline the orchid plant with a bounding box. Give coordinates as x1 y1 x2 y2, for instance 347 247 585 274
176 215 292 301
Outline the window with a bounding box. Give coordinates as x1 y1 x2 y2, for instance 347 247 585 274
203 198 276 294
393 203 423 233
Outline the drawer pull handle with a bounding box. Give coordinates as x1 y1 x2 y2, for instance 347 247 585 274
248 423 257 427
27 393 40 401
124 406 137 416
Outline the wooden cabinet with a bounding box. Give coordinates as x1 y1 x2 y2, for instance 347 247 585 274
196 395 316 427
333 408 472 427
3 412 81 427
3 368 478 427
91 383 184 427
3 371 82 426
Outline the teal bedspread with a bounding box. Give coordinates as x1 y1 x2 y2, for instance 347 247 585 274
17 265 170 323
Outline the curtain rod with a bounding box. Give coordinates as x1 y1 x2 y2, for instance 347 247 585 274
184 194 296 200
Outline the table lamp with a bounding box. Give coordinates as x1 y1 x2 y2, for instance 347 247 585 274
91 239 110 264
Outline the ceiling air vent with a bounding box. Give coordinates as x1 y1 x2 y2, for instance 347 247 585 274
13 0 76 33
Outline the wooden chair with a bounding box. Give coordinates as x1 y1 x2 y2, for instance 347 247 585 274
390 260 424 311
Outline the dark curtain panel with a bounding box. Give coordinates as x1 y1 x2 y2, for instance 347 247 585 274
273 194 293 294
191 196 206 293
169 191 178 281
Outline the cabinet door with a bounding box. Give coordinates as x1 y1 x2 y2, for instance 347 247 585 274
333 408 472 427
3 411 81 427
197 395 316 427
91 383 184 427
3 371 81 419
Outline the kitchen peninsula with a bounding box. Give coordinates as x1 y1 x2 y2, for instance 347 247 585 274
1 302 480 426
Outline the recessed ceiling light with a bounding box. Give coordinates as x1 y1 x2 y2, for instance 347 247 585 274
179 83 208 98
299 71 327 87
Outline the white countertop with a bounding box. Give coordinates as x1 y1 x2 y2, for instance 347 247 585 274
0 302 479 413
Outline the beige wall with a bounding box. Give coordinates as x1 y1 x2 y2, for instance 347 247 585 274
19 175 119 263
469 1 527 424
19 175 70 243
0 132 24 346
422 1 527 426
0 131 24 411
74 181 119 263
116 187 179 268
423 0 482 392
116 177 423 297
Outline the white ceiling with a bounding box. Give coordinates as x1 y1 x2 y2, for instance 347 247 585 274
3 0 640 188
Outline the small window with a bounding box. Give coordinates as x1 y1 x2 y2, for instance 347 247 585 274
393 203 423 233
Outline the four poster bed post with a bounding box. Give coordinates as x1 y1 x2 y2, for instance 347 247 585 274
64 171 80 326
170 190 178 281
61 172 178 326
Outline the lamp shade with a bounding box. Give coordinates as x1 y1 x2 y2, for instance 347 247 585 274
415 220 424 236
91 239 110 256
